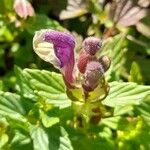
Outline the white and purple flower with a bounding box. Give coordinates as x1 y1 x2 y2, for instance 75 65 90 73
33 29 111 102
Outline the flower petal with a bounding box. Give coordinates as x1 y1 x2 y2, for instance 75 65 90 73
43 30 75 67
14 0 35 19
33 29 61 68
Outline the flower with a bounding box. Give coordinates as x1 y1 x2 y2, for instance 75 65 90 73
77 37 102 74
33 29 75 85
33 30 111 102
82 37 102 55
33 30 111 126
77 51 96 74
82 61 104 91
13 0 35 19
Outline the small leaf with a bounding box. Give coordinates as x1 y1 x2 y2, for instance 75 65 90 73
100 116 121 130
40 110 59 128
103 82 150 107
129 61 143 84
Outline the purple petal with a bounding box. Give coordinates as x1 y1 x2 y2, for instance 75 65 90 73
44 30 75 68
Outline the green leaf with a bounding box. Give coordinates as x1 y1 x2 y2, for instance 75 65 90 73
99 34 126 81
40 110 59 128
30 125 49 150
30 125 73 150
0 80 3 90
135 96 150 126
16 68 71 108
0 134 9 149
0 91 26 122
100 116 121 130
103 82 150 107
114 105 133 116
129 61 143 84
71 133 114 150
10 131 32 150
47 126 73 150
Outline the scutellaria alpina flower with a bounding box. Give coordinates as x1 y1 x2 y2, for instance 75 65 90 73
33 29 75 85
14 0 35 19
33 29 110 102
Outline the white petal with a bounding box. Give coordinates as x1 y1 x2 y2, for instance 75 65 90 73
33 30 60 68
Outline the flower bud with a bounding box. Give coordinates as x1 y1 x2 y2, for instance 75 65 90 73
14 0 35 19
82 37 102 55
98 55 111 72
77 51 96 74
82 61 104 91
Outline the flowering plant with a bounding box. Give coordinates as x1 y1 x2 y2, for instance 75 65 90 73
33 29 111 126
0 0 150 149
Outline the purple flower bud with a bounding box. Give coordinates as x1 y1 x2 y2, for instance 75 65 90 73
33 29 75 84
77 51 96 74
82 61 104 91
14 0 35 19
82 37 102 55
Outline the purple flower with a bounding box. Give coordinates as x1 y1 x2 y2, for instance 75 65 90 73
77 37 102 74
33 30 111 102
77 51 96 74
33 29 75 85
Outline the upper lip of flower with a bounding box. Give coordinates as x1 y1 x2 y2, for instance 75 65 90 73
43 31 75 48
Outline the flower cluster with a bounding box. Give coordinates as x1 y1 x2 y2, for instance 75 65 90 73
33 30 111 103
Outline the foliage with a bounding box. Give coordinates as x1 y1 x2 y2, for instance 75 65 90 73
0 0 150 150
